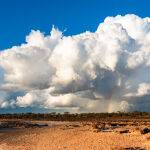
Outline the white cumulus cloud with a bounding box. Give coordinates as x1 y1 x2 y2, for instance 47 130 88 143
1 14 150 112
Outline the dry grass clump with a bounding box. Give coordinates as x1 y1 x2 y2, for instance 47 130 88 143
92 122 108 131
91 120 150 136
119 129 129 134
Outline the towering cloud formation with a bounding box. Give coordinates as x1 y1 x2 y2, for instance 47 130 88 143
1 14 150 112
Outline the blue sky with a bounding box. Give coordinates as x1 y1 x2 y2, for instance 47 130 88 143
0 0 150 50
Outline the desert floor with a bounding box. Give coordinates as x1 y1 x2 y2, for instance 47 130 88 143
0 121 150 150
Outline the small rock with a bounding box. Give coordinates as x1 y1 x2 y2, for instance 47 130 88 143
123 147 145 150
140 128 150 134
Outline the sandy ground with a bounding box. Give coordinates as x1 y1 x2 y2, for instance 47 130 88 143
0 121 150 150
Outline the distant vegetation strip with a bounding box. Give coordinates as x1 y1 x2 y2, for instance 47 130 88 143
0 112 150 121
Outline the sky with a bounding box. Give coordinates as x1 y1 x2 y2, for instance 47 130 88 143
0 0 150 50
1 0 150 113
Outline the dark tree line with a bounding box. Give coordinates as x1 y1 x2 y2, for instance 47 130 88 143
0 111 150 121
